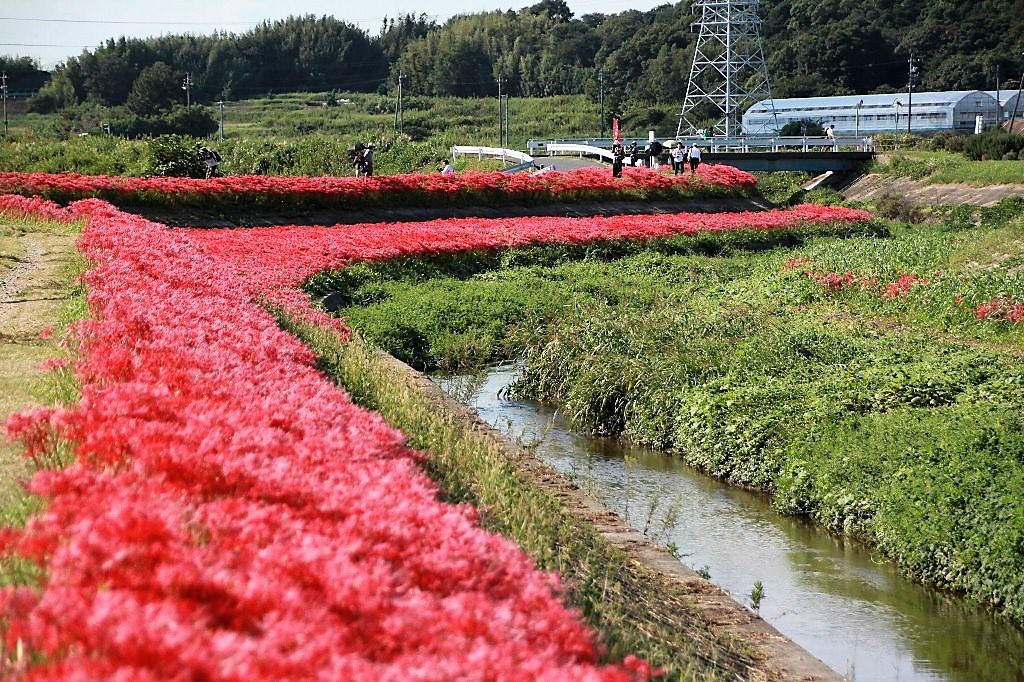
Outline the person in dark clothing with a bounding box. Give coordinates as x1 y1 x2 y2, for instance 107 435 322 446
611 142 625 177
198 146 221 178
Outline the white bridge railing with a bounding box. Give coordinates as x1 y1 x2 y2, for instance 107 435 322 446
544 143 658 167
531 136 874 155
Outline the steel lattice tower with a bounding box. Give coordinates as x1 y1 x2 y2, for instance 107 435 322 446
676 0 775 138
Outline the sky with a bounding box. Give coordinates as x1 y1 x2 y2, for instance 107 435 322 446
1 0 675 70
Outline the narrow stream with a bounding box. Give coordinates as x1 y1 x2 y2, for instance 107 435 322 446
435 365 1024 682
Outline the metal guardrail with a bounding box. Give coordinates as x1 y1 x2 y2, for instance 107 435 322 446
501 160 536 174
450 145 534 165
544 143 615 162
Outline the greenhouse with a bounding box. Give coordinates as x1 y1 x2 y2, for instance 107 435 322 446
742 91 1001 135
990 91 1023 123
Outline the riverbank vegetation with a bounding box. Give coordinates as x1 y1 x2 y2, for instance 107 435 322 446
277 315 760 681
319 197 1024 623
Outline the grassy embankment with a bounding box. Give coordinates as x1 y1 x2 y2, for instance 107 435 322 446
310 200 1024 623
875 149 1024 185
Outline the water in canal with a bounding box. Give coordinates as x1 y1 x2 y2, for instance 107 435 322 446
434 365 1024 682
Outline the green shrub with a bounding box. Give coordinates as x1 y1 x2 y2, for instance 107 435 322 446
884 154 938 180
963 130 1024 161
752 171 810 205
929 131 967 153
779 120 823 136
873 193 926 223
144 135 206 178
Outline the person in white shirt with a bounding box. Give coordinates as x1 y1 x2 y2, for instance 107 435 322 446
688 143 702 173
440 160 455 175
671 142 686 175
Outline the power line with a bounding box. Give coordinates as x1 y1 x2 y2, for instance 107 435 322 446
0 16 259 26
0 42 93 48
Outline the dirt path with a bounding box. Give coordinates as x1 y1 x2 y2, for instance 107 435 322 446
0 227 79 501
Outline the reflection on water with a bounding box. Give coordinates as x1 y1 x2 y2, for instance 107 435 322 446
436 366 1024 682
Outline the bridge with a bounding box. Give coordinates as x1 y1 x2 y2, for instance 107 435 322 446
529 137 875 173
451 139 875 174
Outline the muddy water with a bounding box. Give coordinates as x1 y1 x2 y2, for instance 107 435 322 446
435 366 1024 682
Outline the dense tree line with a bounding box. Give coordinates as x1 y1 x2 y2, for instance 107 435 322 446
13 0 1024 118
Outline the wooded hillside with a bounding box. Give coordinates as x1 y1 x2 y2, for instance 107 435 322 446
5 0 1024 114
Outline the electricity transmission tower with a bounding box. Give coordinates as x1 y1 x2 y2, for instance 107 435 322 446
676 0 775 138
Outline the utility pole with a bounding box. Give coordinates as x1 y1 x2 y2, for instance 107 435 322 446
907 55 920 135
182 72 193 112
996 63 1002 126
599 70 605 138
395 72 406 134
502 93 510 148
1010 54 1024 134
497 75 502 146
1 72 8 137
217 100 225 140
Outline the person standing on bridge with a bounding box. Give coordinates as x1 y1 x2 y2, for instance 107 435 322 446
688 143 702 174
671 142 686 175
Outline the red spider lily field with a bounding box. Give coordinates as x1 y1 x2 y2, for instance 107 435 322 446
0 165 757 213
0 168 878 679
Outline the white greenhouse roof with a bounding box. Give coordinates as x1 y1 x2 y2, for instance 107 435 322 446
747 91 996 113
984 91 1024 106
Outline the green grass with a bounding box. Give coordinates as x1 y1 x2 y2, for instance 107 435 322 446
0 219 86 584
877 150 1024 185
318 202 1024 624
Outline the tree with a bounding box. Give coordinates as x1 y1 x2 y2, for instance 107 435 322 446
380 14 436 62
527 0 573 22
432 40 494 97
126 62 178 116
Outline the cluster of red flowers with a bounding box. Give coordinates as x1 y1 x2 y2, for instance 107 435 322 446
976 296 1024 323
0 165 757 212
881 272 930 301
3 197 667 680
783 258 1024 325
782 258 929 300
0 194 80 223
1 189 872 678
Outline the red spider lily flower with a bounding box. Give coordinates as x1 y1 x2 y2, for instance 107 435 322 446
1 191 872 679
